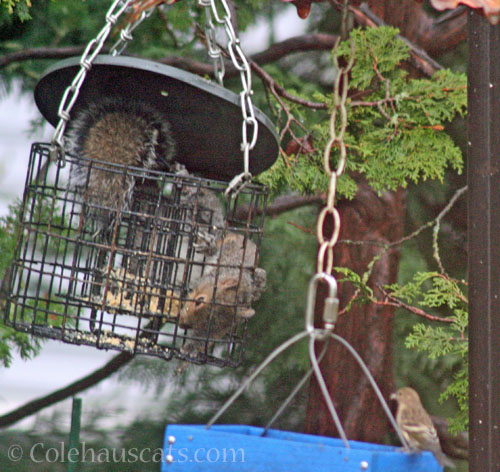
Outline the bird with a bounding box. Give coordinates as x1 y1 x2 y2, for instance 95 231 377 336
391 387 456 469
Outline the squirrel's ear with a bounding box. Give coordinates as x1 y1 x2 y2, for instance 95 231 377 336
219 277 239 291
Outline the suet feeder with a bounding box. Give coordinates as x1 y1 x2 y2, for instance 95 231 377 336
3 55 278 368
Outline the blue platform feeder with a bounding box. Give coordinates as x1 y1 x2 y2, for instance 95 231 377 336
161 424 442 471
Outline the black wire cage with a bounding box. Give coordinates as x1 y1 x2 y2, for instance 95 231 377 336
4 142 269 368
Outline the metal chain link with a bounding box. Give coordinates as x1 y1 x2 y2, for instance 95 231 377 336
110 5 156 56
50 0 151 164
198 0 258 197
316 38 355 275
200 2 225 85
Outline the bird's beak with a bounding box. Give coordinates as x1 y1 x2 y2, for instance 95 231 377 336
390 392 397 400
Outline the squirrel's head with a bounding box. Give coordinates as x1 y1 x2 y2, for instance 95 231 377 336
179 277 240 327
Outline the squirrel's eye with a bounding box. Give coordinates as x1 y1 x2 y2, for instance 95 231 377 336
195 296 206 307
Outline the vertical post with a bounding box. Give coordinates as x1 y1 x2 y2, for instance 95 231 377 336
467 10 500 472
67 397 82 472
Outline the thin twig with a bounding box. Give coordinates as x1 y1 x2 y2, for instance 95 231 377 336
336 187 468 320
375 287 455 323
337 287 361 316
432 185 467 276
157 7 179 49
287 220 315 235
249 59 327 111
391 185 467 250
233 193 324 220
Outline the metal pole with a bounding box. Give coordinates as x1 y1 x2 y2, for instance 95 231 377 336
67 397 82 472
467 9 500 472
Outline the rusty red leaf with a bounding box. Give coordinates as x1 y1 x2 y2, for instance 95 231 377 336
430 0 500 24
281 0 314 19
285 135 315 156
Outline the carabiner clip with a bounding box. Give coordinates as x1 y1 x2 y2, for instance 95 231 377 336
305 273 339 333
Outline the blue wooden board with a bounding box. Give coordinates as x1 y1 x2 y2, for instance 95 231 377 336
161 424 442 471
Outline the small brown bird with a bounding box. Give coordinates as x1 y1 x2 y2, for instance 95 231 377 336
391 387 455 469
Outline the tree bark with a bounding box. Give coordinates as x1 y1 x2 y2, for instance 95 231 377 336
304 183 405 442
367 0 466 57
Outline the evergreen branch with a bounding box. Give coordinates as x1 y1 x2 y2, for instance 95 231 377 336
351 97 396 108
0 45 89 68
233 193 324 221
0 352 133 429
346 2 444 77
329 0 461 76
372 60 395 121
433 273 468 303
0 33 338 77
375 285 455 323
334 189 467 327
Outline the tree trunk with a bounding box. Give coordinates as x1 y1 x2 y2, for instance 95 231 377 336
302 0 467 443
304 182 405 442
367 0 466 57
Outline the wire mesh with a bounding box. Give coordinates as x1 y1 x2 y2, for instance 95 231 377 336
4 142 268 368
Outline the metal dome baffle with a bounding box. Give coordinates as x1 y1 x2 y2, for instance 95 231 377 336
3 54 278 368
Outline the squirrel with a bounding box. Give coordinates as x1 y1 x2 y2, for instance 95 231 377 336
65 98 177 331
65 97 177 224
66 99 267 353
179 232 267 357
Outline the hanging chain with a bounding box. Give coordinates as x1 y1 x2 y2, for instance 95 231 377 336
198 0 258 197
199 29 409 454
200 1 225 86
109 5 156 56
315 38 355 275
50 0 155 164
